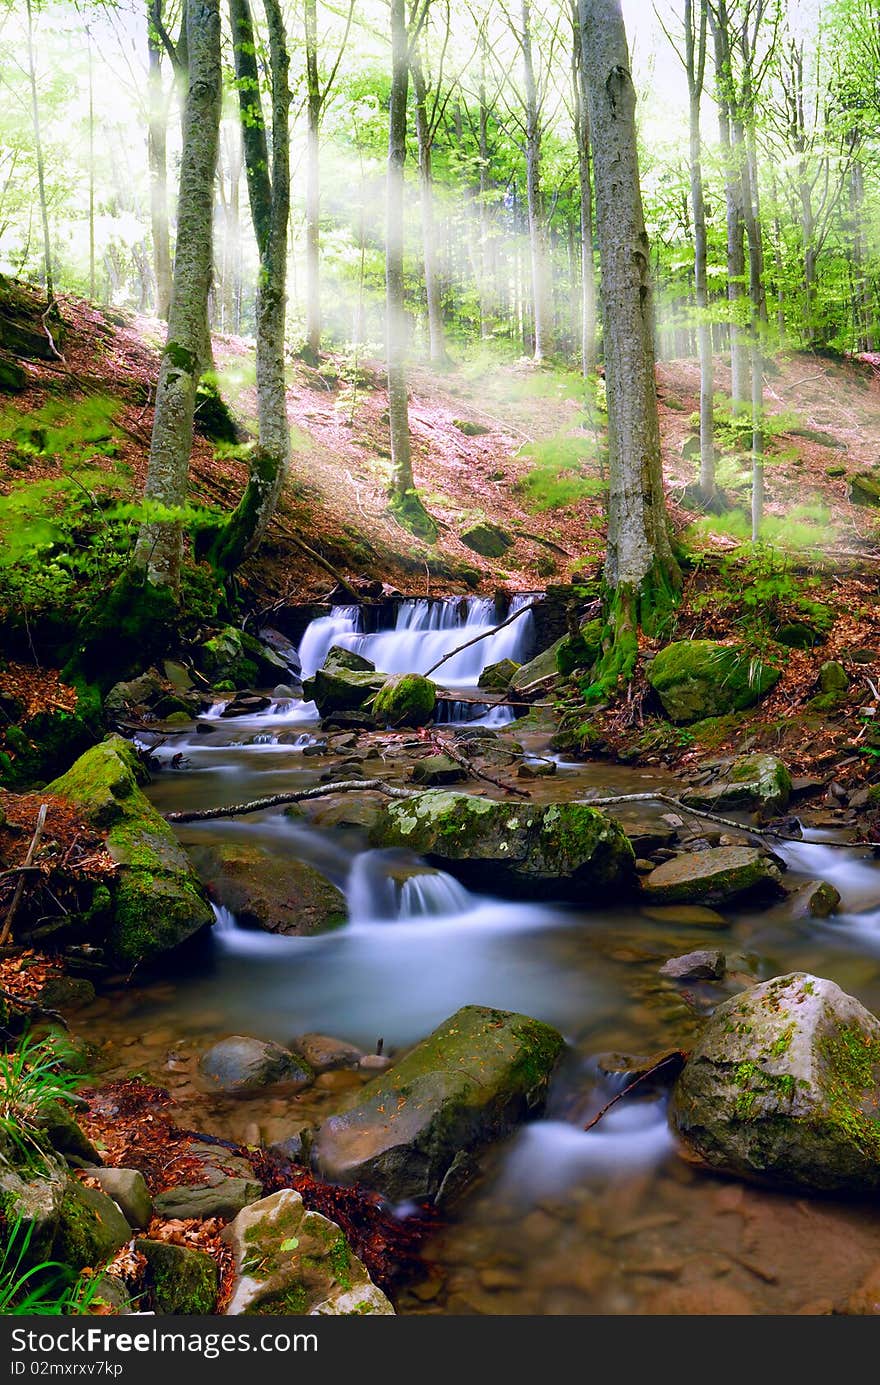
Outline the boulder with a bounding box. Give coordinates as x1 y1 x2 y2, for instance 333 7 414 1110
669 972 880 1191
478 659 520 691
84 1168 152 1229
104 671 164 716
849 473 880 507
369 791 635 899
191 841 346 936
302 667 384 717
323 646 375 674
371 674 437 728
153 1180 262 1221
410 754 467 786
659 949 726 981
53 1179 131 1270
219 694 272 718
818 660 849 696
222 1189 393 1315
783 879 841 919
510 637 565 692
646 641 780 723
135 1238 219 1315
453 418 491 436
196 627 258 688
46 737 213 969
0 1146 67 1263
198 1036 314 1096
641 846 784 906
312 1004 564 1202
291 1034 364 1072
460 522 513 558
682 753 792 815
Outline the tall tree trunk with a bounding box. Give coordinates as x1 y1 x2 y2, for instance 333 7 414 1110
710 5 749 411
685 0 714 495
304 0 322 362
387 0 412 502
134 0 222 591
87 25 96 301
147 2 173 320
521 0 551 361
573 0 597 377
214 0 291 572
478 28 493 339
412 50 448 366
25 0 52 304
581 0 680 676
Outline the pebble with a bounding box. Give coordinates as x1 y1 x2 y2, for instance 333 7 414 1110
359 1054 392 1071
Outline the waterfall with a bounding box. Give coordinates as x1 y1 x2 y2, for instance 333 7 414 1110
347 850 475 924
298 605 362 679
211 902 238 933
399 871 472 917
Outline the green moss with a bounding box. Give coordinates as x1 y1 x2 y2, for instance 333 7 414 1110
69 569 178 691
389 488 438 542
371 673 437 728
556 620 602 677
646 640 781 724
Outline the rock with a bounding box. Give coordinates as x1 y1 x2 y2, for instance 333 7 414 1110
195 626 258 688
0 1146 67 1263
783 879 841 919
516 759 556 779
775 622 824 650
53 1180 131 1270
641 846 785 906
35 1103 101 1165
369 791 635 900
291 1033 364 1071
309 795 386 831
85 1168 152 1228
359 1053 392 1072
849 473 880 507
46 737 213 969
478 659 520 691
659 949 727 981
846 1264 880 1315
460 522 513 558
0 353 26 391
273 684 300 699
312 1004 564 1202
191 841 346 935
323 645 375 674
135 1238 219 1315
222 1189 393 1315
220 694 272 718
104 672 164 716
556 622 604 676
669 972 880 1191
371 674 437 728
818 660 849 696
646 641 780 723
269 1132 308 1164
510 637 565 692
411 754 467 786
153 1179 262 1221
302 666 384 718
198 1036 314 1096
682 753 792 815
453 418 491 436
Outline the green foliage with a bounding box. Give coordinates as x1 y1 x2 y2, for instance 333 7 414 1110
0 1031 83 1166
687 502 838 552
691 547 833 644
0 1217 110 1316
515 429 607 511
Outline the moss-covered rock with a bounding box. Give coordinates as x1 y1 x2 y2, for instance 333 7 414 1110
135 1237 219 1315
46 736 213 968
323 646 375 674
195 626 257 689
509 637 566 691
682 753 792 815
190 841 346 936
53 1179 131 1270
410 754 467 787
370 674 436 728
477 658 520 691
669 973 880 1191
849 473 880 507
460 521 513 558
556 620 603 677
222 1189 393 1315
646 641 781 723
641 846 785 906
0 1145 67 1265
302 667 384 717
0 680 103 790
369 791 635 899
313 1004 564 1202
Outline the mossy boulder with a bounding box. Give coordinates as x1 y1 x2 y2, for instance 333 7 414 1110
0 680 103 789
370 674 437 728
53 1179 131 1270
682 753 792 816
556 620 603 677
312 1005 564 1202
669 973 880 1191
198 1036 314 1096
135 1238 219 1315
369 791 635 899
460 521 513 558
410 754 467 787
0 1145 67 1265
323 646 375 674
809 660 850 712
509 637 565 691
641 846 785 906
849 473 880 507
478 658 520 692
46 736 213 968
302 667 384 717
195 626 258 688
190 841 346 936
222 1189 393 1315
646 641 780 723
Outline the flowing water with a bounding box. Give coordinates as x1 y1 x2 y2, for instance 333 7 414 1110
76 599 880 1314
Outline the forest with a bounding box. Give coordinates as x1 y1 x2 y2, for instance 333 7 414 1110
2 0 880 1326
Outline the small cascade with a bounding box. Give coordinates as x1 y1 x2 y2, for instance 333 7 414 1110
399 871 472 917
211 902 239 933
298 605 362 679
346 849 475 924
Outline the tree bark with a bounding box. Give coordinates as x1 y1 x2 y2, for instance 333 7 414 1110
387 0 414 495
134 0 222 592
412 48 449 366
25 0 52 304
580 0 680 654
521 0 551 361
685 0 714 495
304 0 322 361
710 3 749 411
572 0 597 377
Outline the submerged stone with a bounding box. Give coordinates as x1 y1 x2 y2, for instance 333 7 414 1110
669 972 880 1191
641 846 784 906
312 1004 564 1203
198 1036 314 1096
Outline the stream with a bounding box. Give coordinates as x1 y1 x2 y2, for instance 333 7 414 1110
77 597 880 1314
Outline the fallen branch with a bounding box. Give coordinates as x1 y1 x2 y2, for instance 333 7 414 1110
0 804 48 946
426 731 530 800
579 791 874 849
165 779 417 823
423 601 541 679
0 987 68 1030
584 1051 687 1132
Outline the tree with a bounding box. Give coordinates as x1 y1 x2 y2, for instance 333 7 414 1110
25 0 53 304
386 0 436 538
580 0 680 687
411 5 454 367
570 0 596 376
211 0 291 572
133 0 222 591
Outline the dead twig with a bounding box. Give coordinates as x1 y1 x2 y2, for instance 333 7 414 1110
584 1052 687 1132
0 804 48 946
164 779 417 823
